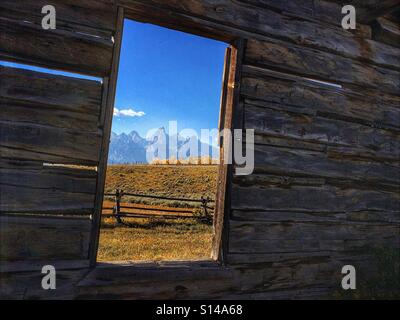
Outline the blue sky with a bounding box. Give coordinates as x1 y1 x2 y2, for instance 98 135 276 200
113 19 227 138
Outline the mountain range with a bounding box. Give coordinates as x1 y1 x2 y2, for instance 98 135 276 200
108 128 218 164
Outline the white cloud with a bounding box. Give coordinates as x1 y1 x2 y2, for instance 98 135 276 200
114 108 145 117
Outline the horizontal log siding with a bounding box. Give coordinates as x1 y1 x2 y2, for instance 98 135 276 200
1 0 399 299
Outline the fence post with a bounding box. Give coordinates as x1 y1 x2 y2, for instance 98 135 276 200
115 189 122 224
201 196 211 222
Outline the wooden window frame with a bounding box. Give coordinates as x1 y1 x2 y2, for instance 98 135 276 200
89 6 244 267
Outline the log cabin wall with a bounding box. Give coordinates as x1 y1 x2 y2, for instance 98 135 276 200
0 0 399 299
0 0 117 296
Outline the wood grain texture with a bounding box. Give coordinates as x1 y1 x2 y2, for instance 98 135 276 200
0 255 384 299
77 259 337 299
248 144 400 189
0 66 102 116
239 0 343 26
231 208 400 224
0 120 102 165
384 6 400 23
237 0 372 38
0 17 113 76
232 174 399 212
0 215 91 262
2 0 399 300
241 67 400 132
212 40 245 262
0 146 97 166
77 253 378 299
239 0 400 25
0 260 90 274
0 162 97 214
0 66 103 164
89 8 125 266
353 0 400 23
0 161 97 193
245 38 400 95
4 260 333 299
0 0 116 38
0 99 100 132
244 102 400 160
120 0 400 70
372 17 400 48
0 268 90 299
212 47 232 261
229 219 400 253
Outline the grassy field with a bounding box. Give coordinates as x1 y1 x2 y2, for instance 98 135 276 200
104 164 218 207
98 217 213 262
98 164 218 262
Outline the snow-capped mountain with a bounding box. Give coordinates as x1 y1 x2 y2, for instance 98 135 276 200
108 129 218 164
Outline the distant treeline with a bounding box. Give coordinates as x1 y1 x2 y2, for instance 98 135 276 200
108 156 219 165
151 156 219 165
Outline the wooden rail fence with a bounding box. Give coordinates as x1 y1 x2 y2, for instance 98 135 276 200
102 189 215 225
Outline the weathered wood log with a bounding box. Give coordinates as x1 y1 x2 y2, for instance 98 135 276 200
229 220 400 253
89 8 125 266
78 260 334 299
241 68 400 131
0 215 91 262
316 1 400 24
226 251 383 267
0 66 103 164
233 169 399 194
237 0 372 38
0 268 90 299
0 0 116 38
384 6 400 23
119 0 400 69
325 145 400 164
234 173 325 188
0 146 97 166
249 144 399 188
354 0 400 23
244 102 400 159
0 260 90 274
245 38 400 95
77 253 379 299
78 261 232 287
253 132 400 168
239 0 342 25
231 209 400 224
0 160 97 214
0 255 379 299
0 17 113 76
372 17 400 48
0 185 95 214
0 121 102 165
0 162 97 195
1 99 100 132
231 183 400 212
0 66 102 116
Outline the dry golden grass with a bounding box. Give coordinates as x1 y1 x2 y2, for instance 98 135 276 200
150 156 219 165
98 217 213 262
104 164 218 207
98 164 218 262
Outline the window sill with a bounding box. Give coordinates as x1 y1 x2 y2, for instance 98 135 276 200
77 260 233 288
